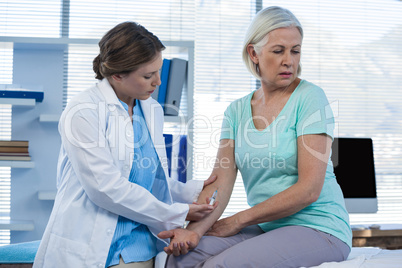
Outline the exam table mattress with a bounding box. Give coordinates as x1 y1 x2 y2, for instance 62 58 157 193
307 247 402 268
155 247 402 268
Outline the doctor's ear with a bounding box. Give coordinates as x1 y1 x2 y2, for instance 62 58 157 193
111 73 125 82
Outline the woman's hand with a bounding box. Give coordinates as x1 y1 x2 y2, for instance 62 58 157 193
158 228 201 256
206 215 242 237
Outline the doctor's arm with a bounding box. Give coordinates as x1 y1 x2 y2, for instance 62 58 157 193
60 105 212 233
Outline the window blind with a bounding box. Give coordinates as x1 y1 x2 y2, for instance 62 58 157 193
0 0 61 37
68 0 194 40
64 44 98 106
65 0 195 104
192 1 256 217
0 42 13 246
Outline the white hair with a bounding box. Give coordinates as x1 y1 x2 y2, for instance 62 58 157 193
242 6 303 79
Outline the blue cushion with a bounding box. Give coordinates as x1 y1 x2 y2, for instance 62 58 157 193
0 240 40 263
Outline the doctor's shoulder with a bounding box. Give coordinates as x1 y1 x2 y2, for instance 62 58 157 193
60 86 103 125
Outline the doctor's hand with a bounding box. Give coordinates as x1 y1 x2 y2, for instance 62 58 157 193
186 200 217 222
203 175 217 189
158 228 201 256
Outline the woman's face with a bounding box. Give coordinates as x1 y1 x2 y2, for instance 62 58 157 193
251 26 302 90
111 52 163 104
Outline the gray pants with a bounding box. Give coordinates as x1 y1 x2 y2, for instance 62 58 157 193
165 225 350 268
110 257 154 268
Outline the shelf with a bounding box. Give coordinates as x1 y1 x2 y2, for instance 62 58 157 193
353 227 402 249
0 161 34 168
0 36 193 46
0 98 35 106
39 114 60 122
0 220 34 231
38 191 57 200
0 36 98 46
353 228 402 238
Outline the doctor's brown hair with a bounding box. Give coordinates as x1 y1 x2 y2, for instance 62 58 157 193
93 22 165 80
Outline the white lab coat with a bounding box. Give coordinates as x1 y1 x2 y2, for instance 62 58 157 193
33 79 203 268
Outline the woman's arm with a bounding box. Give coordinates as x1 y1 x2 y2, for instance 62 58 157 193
158 138 238 254
207 133 332 236
187 139 238 233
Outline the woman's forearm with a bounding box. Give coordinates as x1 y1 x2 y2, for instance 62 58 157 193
235 180 318 229
186 139 238 237
186 174 236 236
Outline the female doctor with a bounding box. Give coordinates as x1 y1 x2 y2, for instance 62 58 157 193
33 22 215 268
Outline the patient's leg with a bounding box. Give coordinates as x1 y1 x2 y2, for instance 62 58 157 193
166 225 350 268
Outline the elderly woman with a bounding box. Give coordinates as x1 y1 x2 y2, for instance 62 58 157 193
159 6 352 268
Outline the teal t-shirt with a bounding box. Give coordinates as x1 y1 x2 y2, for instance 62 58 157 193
220 79 352 248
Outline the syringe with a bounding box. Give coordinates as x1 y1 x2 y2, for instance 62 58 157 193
209 189 218 205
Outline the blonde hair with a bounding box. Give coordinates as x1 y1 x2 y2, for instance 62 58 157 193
242 6 303 79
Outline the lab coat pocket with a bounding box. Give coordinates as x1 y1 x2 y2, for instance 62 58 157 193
44 233 87 267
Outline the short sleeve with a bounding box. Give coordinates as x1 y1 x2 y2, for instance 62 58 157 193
220 104 237 140
220 98 244 140
296 86 335 139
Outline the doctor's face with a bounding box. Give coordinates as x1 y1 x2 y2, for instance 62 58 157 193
111 52 163 105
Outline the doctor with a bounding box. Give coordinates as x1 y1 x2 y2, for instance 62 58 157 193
34 22 215 268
